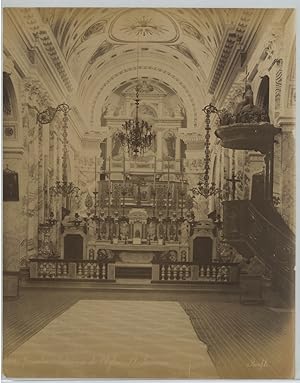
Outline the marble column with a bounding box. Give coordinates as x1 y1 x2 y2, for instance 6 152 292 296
38 122 44 224
26 108 40 259
280 130 295 231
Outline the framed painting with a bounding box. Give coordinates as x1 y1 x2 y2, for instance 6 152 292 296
3 167 19 201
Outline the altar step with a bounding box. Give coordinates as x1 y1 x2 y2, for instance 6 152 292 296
115 266 152 279
20 279 241 294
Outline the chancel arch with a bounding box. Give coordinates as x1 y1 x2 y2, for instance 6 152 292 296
85 64 202 131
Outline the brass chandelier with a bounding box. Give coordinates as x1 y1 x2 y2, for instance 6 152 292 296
117 42 155 157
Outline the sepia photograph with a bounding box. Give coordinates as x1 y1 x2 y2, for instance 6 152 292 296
2 5 296 380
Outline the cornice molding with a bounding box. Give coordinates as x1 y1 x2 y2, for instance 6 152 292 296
208 28 237 95
3 146 25 157
38 28 76 93
208 10 265 100
177 131 203 144
276 115 295 131
16 9 77 96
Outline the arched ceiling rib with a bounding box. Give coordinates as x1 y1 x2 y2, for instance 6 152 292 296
36 8 253 132
38 8 228 81
86 61 203 131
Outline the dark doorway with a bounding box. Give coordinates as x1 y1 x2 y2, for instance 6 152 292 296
256 75 269 115
193 237 213 264
64 234 83 261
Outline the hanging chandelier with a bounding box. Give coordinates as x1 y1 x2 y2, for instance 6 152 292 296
192 103 223 199
116 42 155 157
37 103 80 198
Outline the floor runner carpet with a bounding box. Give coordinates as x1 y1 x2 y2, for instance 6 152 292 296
3 300 218 379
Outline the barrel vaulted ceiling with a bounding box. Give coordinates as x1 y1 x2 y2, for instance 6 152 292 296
13 8 265 133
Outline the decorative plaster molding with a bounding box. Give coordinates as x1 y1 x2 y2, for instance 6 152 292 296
276 115 295 131
20 9 76 94
177 131 202 144
90 65 198 129
38 30 74 93
208 9 258 95
108 9 180 44
24 79 53 110
208 29 237 94
262 24 284 61
3 146 25 157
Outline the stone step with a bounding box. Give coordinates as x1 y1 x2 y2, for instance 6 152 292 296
20 279 241 294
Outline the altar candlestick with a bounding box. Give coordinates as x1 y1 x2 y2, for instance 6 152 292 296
108 156 111 217
123 150 126 186
95 156 97 191
166 157 170 217
153 156 156 217
122 151 126 216
153 156 156 187
94 156 98 216
180 162 184 218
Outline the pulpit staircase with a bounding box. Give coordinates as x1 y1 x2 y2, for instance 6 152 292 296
222 199 295 304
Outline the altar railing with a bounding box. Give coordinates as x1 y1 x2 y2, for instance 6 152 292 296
152 261 240 283
29 259 116 281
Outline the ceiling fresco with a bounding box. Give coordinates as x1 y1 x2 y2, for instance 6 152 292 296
34 8 263 132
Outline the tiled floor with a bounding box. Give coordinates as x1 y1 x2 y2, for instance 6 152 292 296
3 288 295 379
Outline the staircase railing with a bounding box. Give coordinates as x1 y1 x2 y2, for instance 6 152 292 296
223 200 295 301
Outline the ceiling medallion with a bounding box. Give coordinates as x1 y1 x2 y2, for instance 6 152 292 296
121 16 169 37
108 9 179 43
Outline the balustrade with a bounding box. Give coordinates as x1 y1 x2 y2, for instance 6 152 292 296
153 261 239 283
198 264 238 283
29 259 115 281
159 263 192 281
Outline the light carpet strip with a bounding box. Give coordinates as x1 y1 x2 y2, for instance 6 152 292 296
3 300 218 379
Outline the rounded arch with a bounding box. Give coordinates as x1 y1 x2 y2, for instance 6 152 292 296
89 66 200 131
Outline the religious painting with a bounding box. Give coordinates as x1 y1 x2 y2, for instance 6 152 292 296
3 168 19 201
163 131 176 160
111 134 122 159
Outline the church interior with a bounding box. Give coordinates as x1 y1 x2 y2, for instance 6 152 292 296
2 7 296 379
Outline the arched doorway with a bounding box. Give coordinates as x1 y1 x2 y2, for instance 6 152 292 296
193 237 213 265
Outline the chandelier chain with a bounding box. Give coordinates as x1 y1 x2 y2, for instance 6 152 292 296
116 38 155 157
